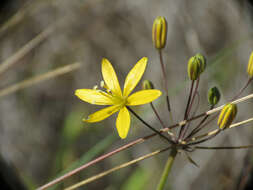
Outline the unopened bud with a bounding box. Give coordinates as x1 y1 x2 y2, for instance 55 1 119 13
247 51 253 78
218 103 237 130
195 53 206 73
152 16 167 49
208 87 220 106
142 80 154 90
187 56 201 80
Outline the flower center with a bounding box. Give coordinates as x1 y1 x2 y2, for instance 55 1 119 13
93 81 127 106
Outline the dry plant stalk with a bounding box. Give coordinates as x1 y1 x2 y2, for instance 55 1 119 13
34 15 253 190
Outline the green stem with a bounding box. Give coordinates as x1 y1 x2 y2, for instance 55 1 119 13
156 148 177 190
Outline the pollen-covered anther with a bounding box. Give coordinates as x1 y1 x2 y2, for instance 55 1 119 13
93 85 98 90
83 116 90 121
142 80 154 90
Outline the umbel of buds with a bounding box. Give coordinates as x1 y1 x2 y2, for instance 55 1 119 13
208 86 220 106
142 80 154 90
247 51 253 78
152 16 167 49
218 103 237 130
187 53 206 80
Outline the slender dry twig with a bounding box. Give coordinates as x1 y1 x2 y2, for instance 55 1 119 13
63 146 172 190
0 0 53 38
0 25 55 76
0 63 81 98
37 93 253 190
187 117 253 142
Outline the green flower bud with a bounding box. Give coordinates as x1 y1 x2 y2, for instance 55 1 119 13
152 16 167 49
217 103 237 130
187 56 201 80
142 80 154 90
247 51 253 78
195 53 206 73
208 86 220 106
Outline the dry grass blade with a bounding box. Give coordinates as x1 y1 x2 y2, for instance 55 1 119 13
0 62 81 98
206 93 253 115
63 146 172 190
0 25 55 76
37 93 253 190
0 0 53 37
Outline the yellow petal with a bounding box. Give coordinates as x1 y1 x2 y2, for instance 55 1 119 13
75 89 114 105
127 90 162 106
84 105 120 123
116 107 131 139
123 57 148 97
102 58 122 97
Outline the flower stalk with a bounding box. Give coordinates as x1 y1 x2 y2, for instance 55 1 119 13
156 148 177 190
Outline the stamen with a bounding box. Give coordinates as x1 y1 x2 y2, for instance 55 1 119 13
98 90 113 99
100 81 105 88
83 116 90 121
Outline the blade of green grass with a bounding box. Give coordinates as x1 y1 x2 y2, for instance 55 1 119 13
121 167 151 190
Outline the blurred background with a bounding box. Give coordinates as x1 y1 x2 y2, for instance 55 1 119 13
1 0 253 189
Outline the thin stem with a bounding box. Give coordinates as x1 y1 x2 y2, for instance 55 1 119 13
185 116 253 144
231 78 253 101
127 106 175 144
182 92 200 133
150 102 176 140
37 112 253 189
195 145 253 149
184 81 195 120
37 112 207 190
63 146 172 190
186 130 221 146
156 148 177 190
186 105 214 140
181 79 200 138
186 78 199 117
158 50 171 112
178 80 195 139
150 102 167 129
186 115 209 139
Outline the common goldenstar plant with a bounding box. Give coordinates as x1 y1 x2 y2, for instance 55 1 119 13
75 57 162 139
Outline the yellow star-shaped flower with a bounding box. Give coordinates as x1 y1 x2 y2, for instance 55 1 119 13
75 57 162 139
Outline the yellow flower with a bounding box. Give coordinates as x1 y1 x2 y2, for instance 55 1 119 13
75 57 162 139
